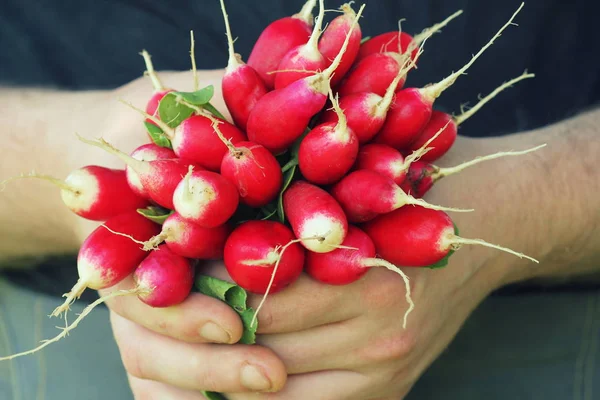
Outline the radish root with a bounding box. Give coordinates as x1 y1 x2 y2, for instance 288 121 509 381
296 0 318 24
447 235 539 263
411 10 464 49
50 279 89 318
1 288 147 361
0 171 79 195
119 100 175 139
400 120 452 172
362 258 414 329
190 30 199 91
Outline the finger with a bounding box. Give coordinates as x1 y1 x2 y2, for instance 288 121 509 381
111 311 287 393
247 274 363 334
128 374 207 400
100 274 243 344
225 370 371 400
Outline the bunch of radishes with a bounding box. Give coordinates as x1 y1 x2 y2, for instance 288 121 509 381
1 0 545 362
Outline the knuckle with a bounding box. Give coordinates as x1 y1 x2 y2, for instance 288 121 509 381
358 330 417 363
360 271 404 310
120 345 147 380
189 353 221 391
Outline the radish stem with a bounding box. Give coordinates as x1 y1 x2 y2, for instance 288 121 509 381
140 50 164 91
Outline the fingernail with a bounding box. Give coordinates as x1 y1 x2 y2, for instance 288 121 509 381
199 322 231 343
240 363 272 392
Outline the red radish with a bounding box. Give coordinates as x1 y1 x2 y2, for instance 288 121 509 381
273 0 327 89
0 243 194 362
376 5 524 150
220 141 283 207
224 220 305 295
319 38 423 144
140 50 174 127
172 166 239 228
127 143 176 198
298 90 359 185
355 144 411 185
337 52 408 97
330 169 472 223
362 205 538 267
143 212 230 259
317 3 362 86
408 72 536 162
247 0 316 89
219 0 268 131
77 136 202 210
246 4 366 154
129 102 247 172
283 180 348 253
1 166 149 221
355 10 463 63
402 144 546 198
305 225 414 328
133 245 194 308
51 211 162 317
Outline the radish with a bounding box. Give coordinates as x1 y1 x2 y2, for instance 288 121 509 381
1 165 149 221
51 211 162 317
224 220 305 295
401 144 547 198
142 212 230 259
219 0 268 131
355 143 413 185
140 50 174 127
126 102 247 172
127 143 176 199
172 166 239 228
330 169 472 223
337 51 408 97
317 3 362 86
408 72 535 162
376 4 524 150
1 243 193 362
246 4 366 154
298 90 359 185
247 0 317 89
273 0 327 89
77 135 202 210
133 244 195 308
305 225 414 328
220 141 283 207
283 180 349 253
362 205 538 268
355 10 463 63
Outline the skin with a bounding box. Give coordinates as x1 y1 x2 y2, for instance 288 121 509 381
1 70 599 399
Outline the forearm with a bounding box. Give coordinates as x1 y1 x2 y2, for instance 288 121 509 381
0 87 110 265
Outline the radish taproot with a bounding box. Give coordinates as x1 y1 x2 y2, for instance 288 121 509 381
408 72 535 162
305 225 414 328
273 0 327 89
127 143 176 199
1 166 149 221
330 169 472 223
283 180 349 253
246 4 366 154
76 135 202 210
224 220 305 295
247 0 316 89
219 0 268 131
376 4 524 150
317 3 362 86
172 166 239 228
140 49 174 127
401 144 547 197
51 211 162 317
143 212 230 259
298 90 359 185
362 205 538 267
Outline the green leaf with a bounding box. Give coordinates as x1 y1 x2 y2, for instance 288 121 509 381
143 121 172 148
195 275 257 345
277 165 297 223
174 86 214 105
136 206 174 224
202 102 227 120
157 92 194 128
201 391 227 400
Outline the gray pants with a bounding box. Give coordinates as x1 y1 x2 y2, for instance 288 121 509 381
1 277 599 400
